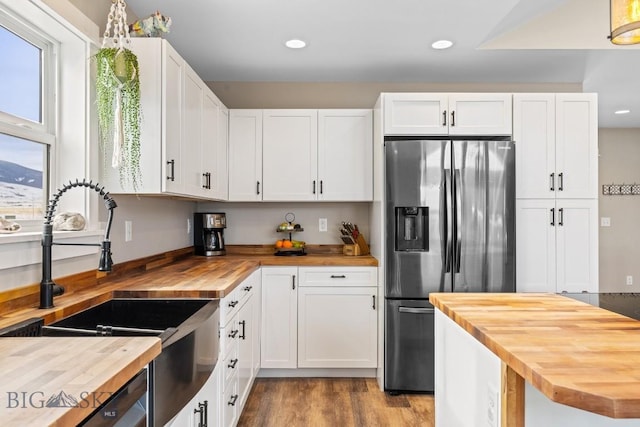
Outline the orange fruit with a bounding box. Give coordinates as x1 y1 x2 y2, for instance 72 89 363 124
282 240 293 248
275 240 284 248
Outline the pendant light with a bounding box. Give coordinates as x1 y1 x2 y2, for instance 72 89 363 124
610 0 640 44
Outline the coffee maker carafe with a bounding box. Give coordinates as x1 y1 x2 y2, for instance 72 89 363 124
194 213 226 256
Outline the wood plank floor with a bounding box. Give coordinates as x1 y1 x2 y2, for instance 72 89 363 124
238 378 435 427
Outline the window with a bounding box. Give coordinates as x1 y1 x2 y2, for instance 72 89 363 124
0 16 54 222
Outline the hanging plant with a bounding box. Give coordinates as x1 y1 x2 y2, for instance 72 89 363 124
95 0 142 190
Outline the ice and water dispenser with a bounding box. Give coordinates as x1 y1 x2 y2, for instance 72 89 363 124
395 207 428 252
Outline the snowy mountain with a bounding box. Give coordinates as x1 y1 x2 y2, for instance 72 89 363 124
45 390 79 408
0 160 42 189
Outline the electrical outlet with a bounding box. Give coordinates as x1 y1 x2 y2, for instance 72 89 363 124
487 383 498 427
601 217 611 227
125 221 133 242
319 218 328 232
187 218 191 234
627 275 633 286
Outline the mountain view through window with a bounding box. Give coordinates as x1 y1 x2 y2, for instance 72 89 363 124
0 23 46 221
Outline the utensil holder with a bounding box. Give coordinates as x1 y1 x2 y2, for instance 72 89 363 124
355 234 370 255
343 244 361 256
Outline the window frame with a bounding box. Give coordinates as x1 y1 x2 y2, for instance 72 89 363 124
0 9 57 228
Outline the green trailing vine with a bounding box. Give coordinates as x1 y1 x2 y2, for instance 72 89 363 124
95 47 142 190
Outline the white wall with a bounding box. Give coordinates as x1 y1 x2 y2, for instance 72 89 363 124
196 202 370 245
598 128 640 292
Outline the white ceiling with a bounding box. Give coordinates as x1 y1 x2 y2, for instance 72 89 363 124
126 0 640 128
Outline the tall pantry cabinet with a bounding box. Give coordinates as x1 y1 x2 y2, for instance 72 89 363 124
514 94 598 294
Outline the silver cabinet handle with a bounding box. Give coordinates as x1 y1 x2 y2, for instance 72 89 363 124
558 172 564 191
399 307 434 314
558 207 564 226
167 159 175 181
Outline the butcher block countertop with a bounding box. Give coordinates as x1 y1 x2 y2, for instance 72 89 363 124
429 292 640 419
0 336 160 426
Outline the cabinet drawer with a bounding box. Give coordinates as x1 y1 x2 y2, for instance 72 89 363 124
222 379 239 427
222 343 239 392
221 318 239 358
220 288 241 327
237 270 259 305
298 267 377 287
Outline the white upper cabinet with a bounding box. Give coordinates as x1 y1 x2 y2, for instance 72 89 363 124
383 93 512 136
383 93 449 135
212 105 229 200
317 109 373 201
262 110 318 201
99 38 228 201
228 110 263 201
514 93 598 199
182 64 206 198
228 109 373 202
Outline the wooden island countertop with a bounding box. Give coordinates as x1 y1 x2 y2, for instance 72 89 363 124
0 336 160 426
429 292 640 420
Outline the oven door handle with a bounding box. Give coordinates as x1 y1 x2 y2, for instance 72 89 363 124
398 307 434 314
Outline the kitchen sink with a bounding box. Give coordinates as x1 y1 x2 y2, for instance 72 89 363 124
42 298 214 340
1 298 221 427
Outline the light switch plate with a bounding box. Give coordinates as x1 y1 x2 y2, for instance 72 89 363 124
319 218 328 232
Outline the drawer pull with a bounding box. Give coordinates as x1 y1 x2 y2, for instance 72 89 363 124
228 394 239 406
228 330 239 339
330 275 346 279
239 320 246 340
228 300 238 308
243 285 253 292
228 358 238 369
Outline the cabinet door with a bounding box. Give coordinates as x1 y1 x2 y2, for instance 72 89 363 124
448 93 512 135
237 294 253 410
251 272 262 378
183 65 206 198
298 286 377 368
261 267 297 368
383 93 448 135
513 94 556 199
200 90 219 199
228 110 263 201
262 110 318 201
555 199 598 293
516 199 556 293
213 106 229 200
555 94 598 199
318 109 373 201
162 41 184 194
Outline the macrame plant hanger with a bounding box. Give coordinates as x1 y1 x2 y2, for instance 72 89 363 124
102 0 133 169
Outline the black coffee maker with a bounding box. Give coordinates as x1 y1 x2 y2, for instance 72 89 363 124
194 213 226 256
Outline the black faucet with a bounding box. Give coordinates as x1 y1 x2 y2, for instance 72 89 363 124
40 179 118 309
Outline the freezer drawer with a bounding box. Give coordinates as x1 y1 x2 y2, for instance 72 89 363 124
385 299 435 392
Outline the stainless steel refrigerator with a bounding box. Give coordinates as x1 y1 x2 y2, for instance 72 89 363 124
384 137 516 393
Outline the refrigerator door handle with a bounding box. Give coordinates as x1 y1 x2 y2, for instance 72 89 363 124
399 307 435 314
444 168 452 273
454 169 462 273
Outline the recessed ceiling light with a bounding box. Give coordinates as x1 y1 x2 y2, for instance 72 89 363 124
431 40 453 50
614 109 631 115
285 39 306 49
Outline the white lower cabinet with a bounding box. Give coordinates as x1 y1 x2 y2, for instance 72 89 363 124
261 266 378 370
516 199 598 293
261 267 298 368
297 286 377 368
